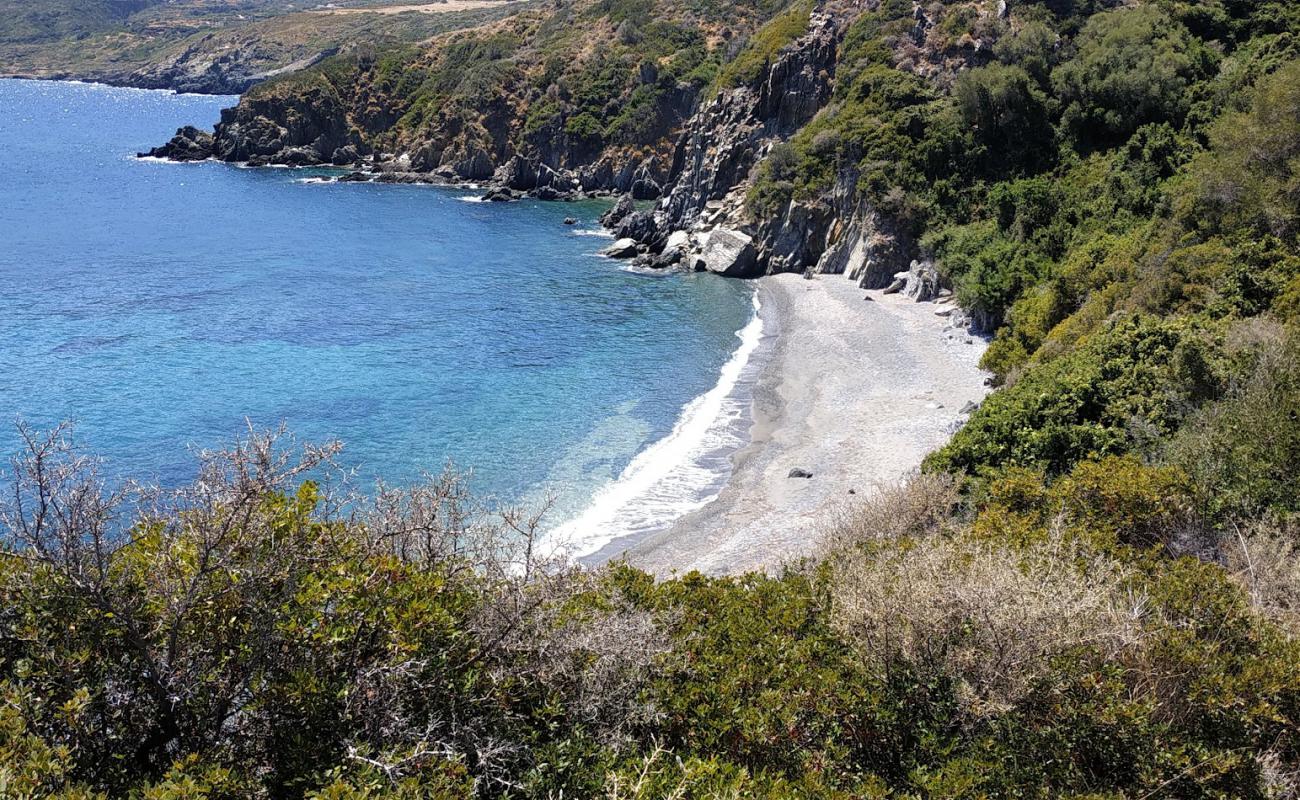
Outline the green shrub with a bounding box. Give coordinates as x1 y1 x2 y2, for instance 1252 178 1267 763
1053 5 1217 148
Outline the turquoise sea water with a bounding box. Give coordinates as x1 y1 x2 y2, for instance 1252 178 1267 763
0 78 757 550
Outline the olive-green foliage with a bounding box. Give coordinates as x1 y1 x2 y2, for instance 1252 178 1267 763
930 315 1226 477
3 425 1299 798
1169 330 1300 520
1053 5 1217 148
715 0 813 89
1187 59 1300 242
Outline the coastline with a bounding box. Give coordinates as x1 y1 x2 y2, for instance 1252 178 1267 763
591 271 990 577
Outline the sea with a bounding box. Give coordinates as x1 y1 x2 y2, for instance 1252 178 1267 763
0 77 762 557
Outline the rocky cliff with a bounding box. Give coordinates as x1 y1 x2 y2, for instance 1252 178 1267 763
145 0 1007 311
143 0 785 196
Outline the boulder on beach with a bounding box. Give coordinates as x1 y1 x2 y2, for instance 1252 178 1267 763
700 228 758 277
788 468 814 479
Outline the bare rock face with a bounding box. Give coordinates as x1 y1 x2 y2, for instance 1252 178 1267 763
700 229 758 277
814 204 916 289
658 11 844 235
206 84 356 166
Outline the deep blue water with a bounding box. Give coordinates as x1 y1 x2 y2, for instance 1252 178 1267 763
0 78 755 545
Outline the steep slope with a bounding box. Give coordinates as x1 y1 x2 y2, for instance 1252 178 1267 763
145 0 827 193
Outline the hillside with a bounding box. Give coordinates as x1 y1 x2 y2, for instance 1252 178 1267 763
7 0 1300 797
0 0 526 93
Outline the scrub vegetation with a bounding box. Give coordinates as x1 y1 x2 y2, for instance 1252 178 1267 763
7 0 1300 797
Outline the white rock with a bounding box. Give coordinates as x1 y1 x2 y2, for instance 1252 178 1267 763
603 238 639 258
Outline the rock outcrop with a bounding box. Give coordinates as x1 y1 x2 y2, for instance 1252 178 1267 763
697 229 758 277
658 9 842 233
140 126 214 161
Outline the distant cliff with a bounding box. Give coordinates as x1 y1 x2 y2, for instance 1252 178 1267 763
0 0 522 94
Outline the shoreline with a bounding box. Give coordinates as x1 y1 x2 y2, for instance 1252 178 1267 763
562 285 769 562
593 271 990 577
0 73 242 98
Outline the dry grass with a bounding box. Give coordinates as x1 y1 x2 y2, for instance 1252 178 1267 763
1226 519 1300 637
818 471 963 555
830 521 1145 716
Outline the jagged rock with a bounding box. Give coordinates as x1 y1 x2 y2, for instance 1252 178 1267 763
280 146 322 166
960 400 980 415
140 126 214 161
656 11 842 249
814 207 915 288
882 272 908 294
601 195 636 227
482 187 519 202
997 0 1009 19
653 249 684 268
564 217 577 225
613 210 662 248
331 145 360 165
902 260 942 301
788 468 814 479
603 238 640 258
663 230 691 256
700 229 758 277
447 147 495 181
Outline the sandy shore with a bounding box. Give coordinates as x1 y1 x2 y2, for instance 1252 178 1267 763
602 272 989 577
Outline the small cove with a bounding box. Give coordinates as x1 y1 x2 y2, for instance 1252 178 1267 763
0 78 757 546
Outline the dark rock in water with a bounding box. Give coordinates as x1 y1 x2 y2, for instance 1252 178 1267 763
140 125 214 161
532 185 562 201
339 171 372 183
613 210 663 248
651 249 683 268
563 217 578 225
788 468 814 479
600 194 635 227
482 187 519 202
280 146 322 167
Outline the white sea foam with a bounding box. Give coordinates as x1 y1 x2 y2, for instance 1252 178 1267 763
570 228 615 238
135 155 181 164
457 194 486 202
549 290 765 559
294 176 335 185
619 263 678 276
